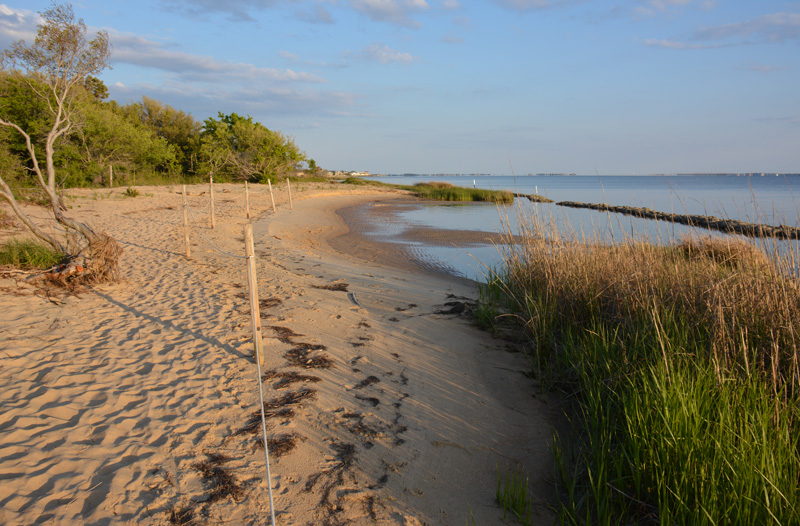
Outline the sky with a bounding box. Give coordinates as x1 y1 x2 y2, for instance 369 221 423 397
0 0 798 174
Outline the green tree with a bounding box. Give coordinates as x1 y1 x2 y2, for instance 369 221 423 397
200 112 305 182
70 98 178 185
126 97 201 174
0 2 118 273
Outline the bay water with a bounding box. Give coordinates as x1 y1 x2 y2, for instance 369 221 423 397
363 175 800 282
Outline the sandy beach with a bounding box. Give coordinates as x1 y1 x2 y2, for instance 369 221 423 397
0 183 556 525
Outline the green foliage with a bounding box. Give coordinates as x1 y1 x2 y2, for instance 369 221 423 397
496 468 533 525
340 177 514 202
64 96 178 186
0 238 64 268
123 187 139 197
487 231 800 525
126 97 201 175
411 184 514 203
200 112 305 182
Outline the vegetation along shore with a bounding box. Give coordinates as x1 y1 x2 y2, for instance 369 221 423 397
2 3 797 525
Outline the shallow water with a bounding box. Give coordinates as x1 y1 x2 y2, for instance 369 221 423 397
363 175 800 282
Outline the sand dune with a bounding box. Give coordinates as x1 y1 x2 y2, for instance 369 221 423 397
0 183 555 524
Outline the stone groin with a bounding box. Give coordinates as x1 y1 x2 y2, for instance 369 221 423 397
514 193 554 203
555 201 800 240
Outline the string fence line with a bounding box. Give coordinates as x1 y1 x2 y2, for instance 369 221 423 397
95 192 281 524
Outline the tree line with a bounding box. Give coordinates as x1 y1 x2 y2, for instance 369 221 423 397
0 2 316 281
0 75 313 191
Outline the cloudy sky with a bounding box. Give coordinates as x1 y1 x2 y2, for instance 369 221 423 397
1 1 798 174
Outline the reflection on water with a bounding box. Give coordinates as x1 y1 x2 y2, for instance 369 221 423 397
361 175 800 282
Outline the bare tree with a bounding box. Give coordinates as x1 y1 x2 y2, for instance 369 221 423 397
0 3 120 280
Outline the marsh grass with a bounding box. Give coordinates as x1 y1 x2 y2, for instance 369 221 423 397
341 177 513 202
0 238 64 269
483 220 800 524
496 467 533 525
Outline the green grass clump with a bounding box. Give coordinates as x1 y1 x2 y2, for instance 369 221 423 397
0 238 64 269
496 468 533 525
341 177 514 203
411 184 514 203
123 187 140 197
485 228 800 525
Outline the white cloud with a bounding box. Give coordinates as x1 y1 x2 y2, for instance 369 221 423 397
492 0 577 11
0 4 38 48
295 4 335 24
634 0 716 16
349 0 430 27
642 38 722 49
360 43 415 63
739 63 786 74
693 12 800 43
109 81 357 119
644 11 800 49
109 31 323 83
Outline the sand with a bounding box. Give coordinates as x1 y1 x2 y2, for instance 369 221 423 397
0 182 556 525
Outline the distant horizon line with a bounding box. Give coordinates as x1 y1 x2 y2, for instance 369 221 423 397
361 172 800 178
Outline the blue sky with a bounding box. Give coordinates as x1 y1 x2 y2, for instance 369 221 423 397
1 1 798 174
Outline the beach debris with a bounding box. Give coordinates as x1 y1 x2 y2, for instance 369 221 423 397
304 441 358 523
262 369 322 389
167 506 194 525
313 280 349 292
254 432 303 456
353 375 380 390
191 452 243 504
347 291 360 306
435 301 471 315
284 343 334 369
267 325 303 343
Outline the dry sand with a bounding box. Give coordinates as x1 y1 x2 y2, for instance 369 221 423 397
0 182 556 525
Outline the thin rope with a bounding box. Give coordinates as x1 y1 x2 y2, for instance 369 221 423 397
248 253 278 526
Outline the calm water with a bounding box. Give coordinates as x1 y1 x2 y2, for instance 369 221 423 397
364 175 800 281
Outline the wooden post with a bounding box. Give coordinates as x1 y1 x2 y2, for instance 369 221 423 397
245 180 251 220
182 185 191 258
287 179 293 210
244 223 266 367
209 174 216 229
108 165 113 188
267 179 276 213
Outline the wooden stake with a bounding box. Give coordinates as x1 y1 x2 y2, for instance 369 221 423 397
244 223 266 367
267 179 276 213
108 165 113 188
182 184 191 258
209 174 216 229
287 179 293 210
245 180 251 220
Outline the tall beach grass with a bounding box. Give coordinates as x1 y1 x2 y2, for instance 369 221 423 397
481 220 800 524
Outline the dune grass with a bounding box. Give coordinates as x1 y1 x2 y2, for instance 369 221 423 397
481 225 800 525
341 177 514 203
496 468 534 525
0 238 64 269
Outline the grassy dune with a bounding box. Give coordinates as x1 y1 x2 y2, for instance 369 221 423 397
480 225 800 524
342 177 514 203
